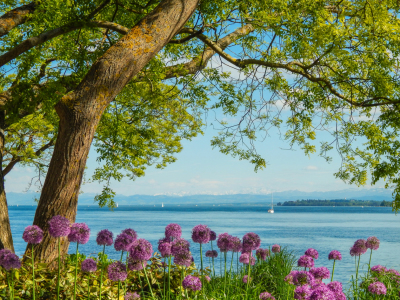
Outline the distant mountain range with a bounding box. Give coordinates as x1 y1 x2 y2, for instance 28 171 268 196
6 188 394 206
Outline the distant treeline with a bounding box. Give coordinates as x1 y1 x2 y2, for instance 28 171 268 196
277 199 392 207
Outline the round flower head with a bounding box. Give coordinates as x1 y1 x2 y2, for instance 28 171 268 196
174 252 193 267
0 249 13 267
351 239 367 256
205 275 211 282
309 267 330 281
129 239 153 261
205 250 218 258
48 215 71 238
231 236 242 252
171 238 190 256
327 281 343 295
114 233 134 252
2 252 21 271
22 225 43 244
217 233 233 252
368 281 387 295
107 261 127 281
81 258 97 272
96 229 113 246
305 248 319 259
256 248 269 261
68 223 90 244
309 284 335 300
242 232 261 252
298 255 314 269
192 224 211 244
366 236 380 250
125 291 140 300
182 275 202 291
239 252 255 265
285 270 298 285
242 275 251 283
209 231 217 241
122 228 138 241
387 268 400 276
293 271 315 286
260 291 275 300
294 285 311 300
371 265 388 274
328 250 342 261
271 244 281 253
165 223 182 240
128 257 146 271
158 241 172 258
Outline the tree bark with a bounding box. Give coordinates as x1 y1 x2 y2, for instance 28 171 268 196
0 110 14 252
0 2 37 37
26 0 199 264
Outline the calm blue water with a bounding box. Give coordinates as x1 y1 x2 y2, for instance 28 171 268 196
8 205 400 286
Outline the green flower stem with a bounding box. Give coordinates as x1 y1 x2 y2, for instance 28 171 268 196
355 255 361 300
200 243 204 286
163 258 166 300
125 252 129 296
368 249 373 274
73 242 79 300
211 241 215 276
118 251 124 299
227 251 234 297
138 271 144 298
168 256 172 300
141 261 155 300
246 253 252 300
331 260 336 282
224 251 227 296
31 244 36 300
99 245 105 300
87 273 90 300
57 237 61 300
11 270 14 300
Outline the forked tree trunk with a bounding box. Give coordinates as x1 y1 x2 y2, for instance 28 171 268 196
0 110 14 252
25 0 199 264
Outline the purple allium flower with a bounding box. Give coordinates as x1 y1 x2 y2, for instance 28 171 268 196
158 241 172 258
305 248 319 259
81 258 97 272
174 252 193 267
309 267 330 281
309 284 336 300
210 231 217 241
366 236 380 250
298 255 315 269
327 281 343 294
114 233 134 252
239 253 255 265
294 285 312 300
259 291 275 300
129 239 153 261
256 248 268 261
0 249 13 268
48 215 71 238
1 252 21 271
182 275 202 291
368 281 387 295
165 223 182 240
122 228 138 241
192 224 211 244
271 244 281 253
217 233 233 252
107 261 127 281
231 236 242 252
68 223 90 244
371 265 388 274
351 239 367 256
387 268 400 276
242 275 251 283
96 229 113 246
22 225 44 244
328 250 342 261
125 291 140 300
293 271 315 286
242 232 261 252
171 238 190 256
205 275 211 282
205 250 218 258
127 257 146 271
285 270 298 285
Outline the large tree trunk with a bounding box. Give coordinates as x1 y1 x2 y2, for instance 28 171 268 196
26 0 199 264
0 110 14 252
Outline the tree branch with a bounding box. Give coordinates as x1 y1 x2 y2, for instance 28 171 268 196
0 2 37 37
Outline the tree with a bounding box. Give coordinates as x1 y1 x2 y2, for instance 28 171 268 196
1 0 400 263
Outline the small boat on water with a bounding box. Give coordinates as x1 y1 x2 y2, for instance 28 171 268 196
162 202 164 207
268 193 274 213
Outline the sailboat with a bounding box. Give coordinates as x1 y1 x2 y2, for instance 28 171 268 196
116 203 118 208
162 202 164 207
268 193 274 213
